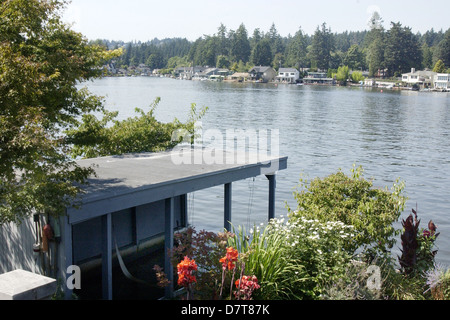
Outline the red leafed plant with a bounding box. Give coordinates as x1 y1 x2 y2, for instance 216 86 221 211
234 275 261 300
398 208 439 275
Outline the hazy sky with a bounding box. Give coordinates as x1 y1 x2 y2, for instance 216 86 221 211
62 0 449 42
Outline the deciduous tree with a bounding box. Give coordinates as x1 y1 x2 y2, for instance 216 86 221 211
0 0 121 224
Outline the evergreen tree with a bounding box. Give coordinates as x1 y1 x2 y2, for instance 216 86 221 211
216 23 229 56
366 30 385 77
266 23 284 56
384 22 422 77
250 28 263 51
286 28 308 70
421 43 433 69
310 23 334 70
230 23 251 63
251 38 273 66
343 44 366 70
435 29 450 67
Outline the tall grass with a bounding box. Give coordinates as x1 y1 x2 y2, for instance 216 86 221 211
228 222 307 300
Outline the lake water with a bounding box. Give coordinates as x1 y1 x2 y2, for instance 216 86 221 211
80 76 450 267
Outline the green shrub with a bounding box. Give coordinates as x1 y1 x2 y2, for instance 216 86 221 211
288 165 407 258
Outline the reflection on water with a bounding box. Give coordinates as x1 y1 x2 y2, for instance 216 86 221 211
81 77 450 266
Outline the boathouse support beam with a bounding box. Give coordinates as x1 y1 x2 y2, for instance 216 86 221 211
224 183 232 231
266 174 276 221
102 213 113 300
63 214 73 300
165 197 175 299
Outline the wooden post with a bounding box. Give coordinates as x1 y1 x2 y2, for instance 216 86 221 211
165 197 174 299
266 174 276 221
63 215 73 300
224 183 232 231
102 213 112 300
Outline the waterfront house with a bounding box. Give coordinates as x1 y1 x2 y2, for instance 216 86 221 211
276 68 300 83
434 73 450 91
401 68 436 88
248 66 277 83
175 66 208 80
228 72 249 82
303 71 335 85
193 67 219 80
0 148 287 300
228 72 250 82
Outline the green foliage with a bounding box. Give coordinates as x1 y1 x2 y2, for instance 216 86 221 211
334 65 349 84
285 28 308 70
230 24 251 63
433 59 446 73
351 71 365 83
366 34 385 77
228 223 298 300
434 29 450 67
0 0 121 224
228 217 355 300
384 22 422 77
320 259 384 300
343 44 366 70
216 55 230 69
310 23 335 70
106 19 447 78
288 165 407 257
66 97 208 159
250 38 272 66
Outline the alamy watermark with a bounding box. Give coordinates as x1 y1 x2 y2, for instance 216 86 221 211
170 122 280 169
366 265 382 290
66 265 81 290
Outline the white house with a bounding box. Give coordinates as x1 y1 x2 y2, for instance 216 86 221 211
401 68 436 88
434 73 450 91
276 68 300 83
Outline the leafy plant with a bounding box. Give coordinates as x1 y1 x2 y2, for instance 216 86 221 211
228 216 356 300
66 98 208 159
398 208 439 276
288 165 407 258
227 223 298 300
320 259 384 300
0 0 121 224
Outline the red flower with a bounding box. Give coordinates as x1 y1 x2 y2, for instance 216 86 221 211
177 256 198 287
234 275 260 300
220 247 239 270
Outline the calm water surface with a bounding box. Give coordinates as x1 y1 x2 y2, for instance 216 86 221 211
81 76 450 266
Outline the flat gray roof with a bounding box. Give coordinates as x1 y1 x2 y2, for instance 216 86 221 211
68 148 287 224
